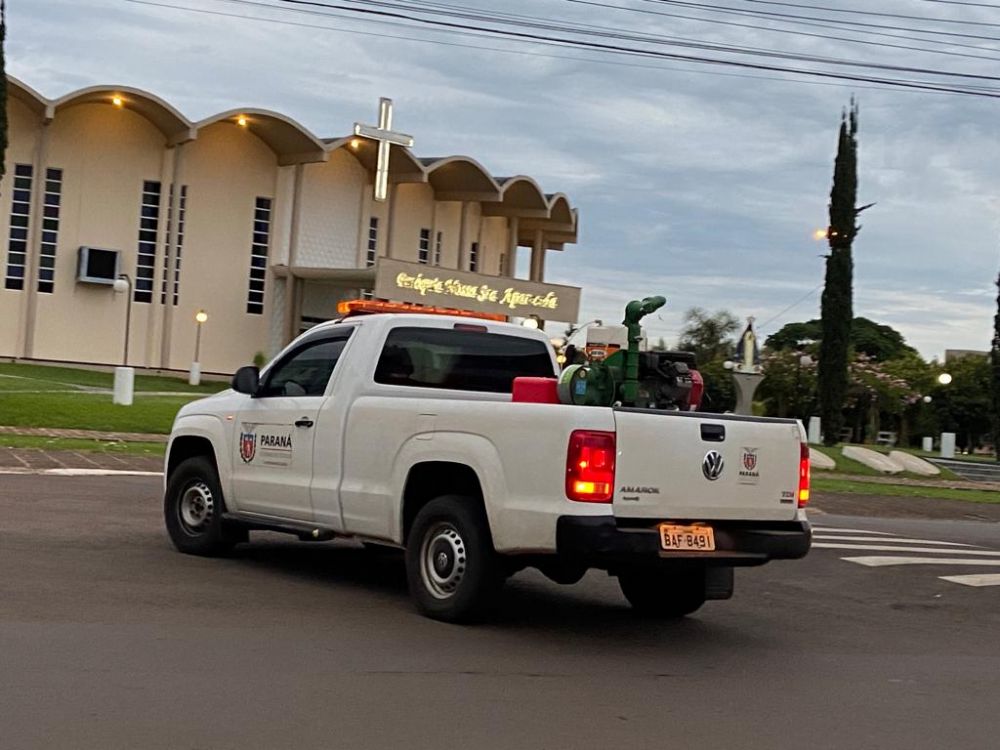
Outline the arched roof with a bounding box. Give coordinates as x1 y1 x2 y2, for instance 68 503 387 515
52 85 195 144
326 135 425 183
419 156 501 201
546 193 574 225
196 109 327 165
483 175 550 218
7 76 49 118
8 75 577 247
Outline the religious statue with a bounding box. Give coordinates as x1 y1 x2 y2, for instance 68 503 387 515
733 317 762 374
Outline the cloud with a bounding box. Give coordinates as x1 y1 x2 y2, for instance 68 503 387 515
12 0 1000 361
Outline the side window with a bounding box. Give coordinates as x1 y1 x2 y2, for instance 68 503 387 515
258 332 352 398
374 327 554 393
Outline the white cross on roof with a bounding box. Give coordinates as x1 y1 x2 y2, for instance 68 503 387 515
354 97 414 202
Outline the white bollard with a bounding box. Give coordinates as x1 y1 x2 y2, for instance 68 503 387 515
113 366 135 406
922 436 933 452
188 362 201 387
808 417 822 445
940 432 956 459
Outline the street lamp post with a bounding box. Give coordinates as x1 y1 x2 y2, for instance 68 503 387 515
111 274 134 406
937 371 955 458
189 310 208 386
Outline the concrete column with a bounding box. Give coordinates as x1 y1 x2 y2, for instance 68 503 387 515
457 201 468 270
159 142 187 369
385 183 399 259
506 216 519 277
732 372 764 416
283 163 306 344
530 229 546 282
20 121 51 359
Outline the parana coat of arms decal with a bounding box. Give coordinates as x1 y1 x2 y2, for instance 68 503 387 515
239 428 257 463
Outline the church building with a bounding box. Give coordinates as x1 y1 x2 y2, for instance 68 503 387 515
1 77 580 374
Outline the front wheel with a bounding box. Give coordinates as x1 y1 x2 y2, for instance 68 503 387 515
405 496 502 623
618 566 707 618
164 456 245 556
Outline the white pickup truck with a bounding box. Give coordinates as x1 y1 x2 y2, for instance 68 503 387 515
164 312 811 622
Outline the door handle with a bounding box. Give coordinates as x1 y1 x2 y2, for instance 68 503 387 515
295 418 314 428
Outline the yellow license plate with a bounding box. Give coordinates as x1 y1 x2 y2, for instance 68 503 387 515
659 524 715 552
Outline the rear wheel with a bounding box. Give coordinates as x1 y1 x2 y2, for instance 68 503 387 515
164 456 245 556
405 496 502 623
618 566 707 618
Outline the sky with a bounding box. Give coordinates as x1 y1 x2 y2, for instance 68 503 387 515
11 0 1000 360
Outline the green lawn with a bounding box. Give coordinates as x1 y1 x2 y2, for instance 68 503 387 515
0 434 166 456
0 362 228 394
0 392 204 434
814 477 1000 504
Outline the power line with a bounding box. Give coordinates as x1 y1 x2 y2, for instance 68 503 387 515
123 0 1000 98
261 0 1000 90
742 0 1000 28
124 0 1000 97
643 0 1000 43
567 0 1000 62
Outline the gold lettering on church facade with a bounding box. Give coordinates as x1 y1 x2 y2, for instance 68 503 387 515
394 273 560 313
377 260 581 322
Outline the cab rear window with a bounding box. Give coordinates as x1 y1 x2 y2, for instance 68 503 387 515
374 327 555 393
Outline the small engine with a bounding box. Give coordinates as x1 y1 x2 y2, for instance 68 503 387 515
556 296 704 411
635 350 698 410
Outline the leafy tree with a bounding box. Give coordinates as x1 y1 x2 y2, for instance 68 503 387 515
993 269 1000 460
698 359 737 413
768 317 913 361
677 307 740 364
932 355 992 451
765 321 821 352
819 100 863 445
760 350 817 419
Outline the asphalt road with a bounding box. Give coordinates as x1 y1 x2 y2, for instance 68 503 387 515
2 475 999 750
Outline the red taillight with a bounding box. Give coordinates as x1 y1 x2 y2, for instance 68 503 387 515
566 430 616 502
798 442 811 507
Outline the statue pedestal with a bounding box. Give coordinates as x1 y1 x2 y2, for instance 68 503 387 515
732 372 763 416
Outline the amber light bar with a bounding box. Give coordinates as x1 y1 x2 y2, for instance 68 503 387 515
337 299 507 322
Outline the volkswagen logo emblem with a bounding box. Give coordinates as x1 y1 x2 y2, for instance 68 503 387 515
702 450 725 481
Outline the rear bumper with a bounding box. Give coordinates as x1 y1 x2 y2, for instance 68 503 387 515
555 516 811 569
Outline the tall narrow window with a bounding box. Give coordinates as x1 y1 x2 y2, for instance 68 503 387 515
37 168 63 294
160 184 188 306
133 180 161 303
246 196 271 315
434 231 442 266
4 164 33 291
362 217 379 300
365 217 378 267
418 228 431 264
470 242 480 273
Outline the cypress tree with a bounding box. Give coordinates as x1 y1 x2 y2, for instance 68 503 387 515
992 266 1000 461
819 100 859 446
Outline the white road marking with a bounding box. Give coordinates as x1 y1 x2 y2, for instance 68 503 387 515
815 543 1000 556
0 468 162 477
810 527 895 535
813 535 975 547
938 573 1000 587
844 557 1000 568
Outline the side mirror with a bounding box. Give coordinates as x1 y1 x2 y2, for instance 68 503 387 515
232 366 260 395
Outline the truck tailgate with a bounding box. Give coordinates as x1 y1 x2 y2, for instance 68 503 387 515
612 409 803 522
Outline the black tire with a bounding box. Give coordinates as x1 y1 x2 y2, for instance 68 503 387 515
164 456 245 556
405 495 502 623
618 566 707 618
